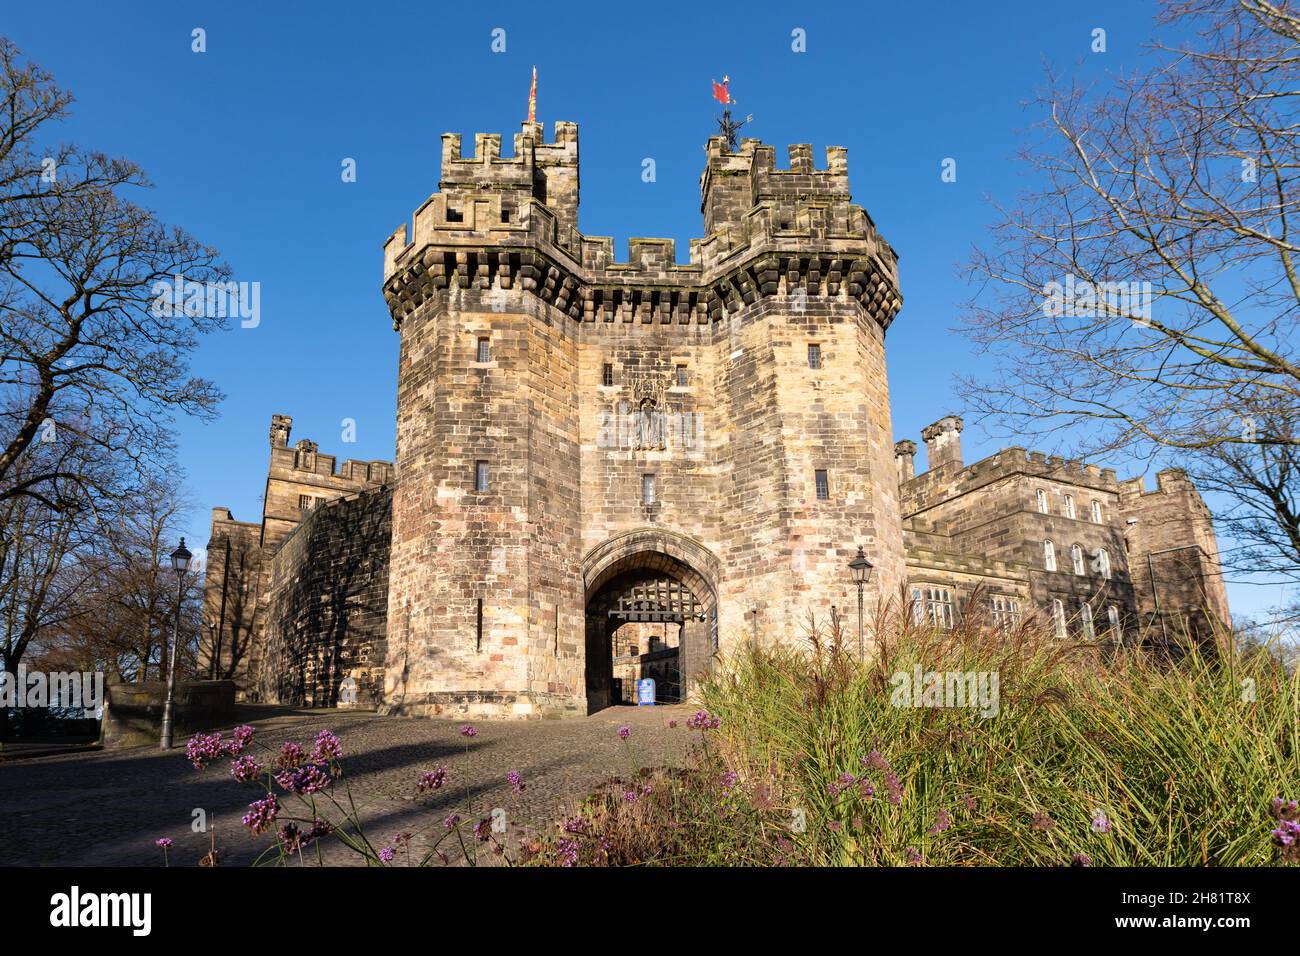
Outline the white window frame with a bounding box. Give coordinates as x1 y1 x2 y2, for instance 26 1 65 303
911 586 955 629
1095 547 1111 579
1036 488 1048 513
642 473 656 506
1064 494 1076 520
1043 540 1057 572
1051 599 1067 639
1107 604 1122 641
1081 601 1095 639
1091 499 1103 524
1071 544 1085 576
991 595 1020 629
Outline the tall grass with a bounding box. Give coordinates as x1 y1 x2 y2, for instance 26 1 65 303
668 611 1300 866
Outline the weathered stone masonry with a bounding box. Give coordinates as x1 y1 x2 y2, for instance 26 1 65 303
203 120 1229 716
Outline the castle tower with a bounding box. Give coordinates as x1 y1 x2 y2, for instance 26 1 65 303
381 122 905 717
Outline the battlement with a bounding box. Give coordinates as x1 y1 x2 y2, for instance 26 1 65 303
381 123 903 334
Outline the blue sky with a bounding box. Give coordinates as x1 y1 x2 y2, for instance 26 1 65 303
5 0 1288 621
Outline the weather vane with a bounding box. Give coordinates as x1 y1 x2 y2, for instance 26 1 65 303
711 75 752 151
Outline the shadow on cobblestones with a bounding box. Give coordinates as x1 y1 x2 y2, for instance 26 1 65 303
0 703 691 866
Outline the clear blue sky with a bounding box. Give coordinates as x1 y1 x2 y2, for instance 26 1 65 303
5 0 1287 621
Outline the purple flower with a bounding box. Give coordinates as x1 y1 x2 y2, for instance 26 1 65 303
312 730 343 763
275 763 331 795
884 772 903 805
185 732 225 770
417 766 448 793
720 770 738 797
508 770 525 794
562 816 589 835
928 808 953 835
1031 811 1055 831
859 779 876 799
230 755 264 783
861 750 890 773
224 724 256 756
826 782 841 798
557 838 579 867
242 794 280 834
904 846 923 865
275 742 305 770
839 772 857 786
379 846 396 863
473 818 492 842
686 709 720 730
617 725 631 740
1070 852 1093 867
623 790 638 803
443 813 461 830
459 725 477 738
279 823 303 853
155 838 173 848
1091 808 1112 834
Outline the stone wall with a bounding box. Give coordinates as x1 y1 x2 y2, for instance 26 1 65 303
259 485 392 707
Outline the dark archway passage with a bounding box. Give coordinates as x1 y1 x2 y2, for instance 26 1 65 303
581 532 720 715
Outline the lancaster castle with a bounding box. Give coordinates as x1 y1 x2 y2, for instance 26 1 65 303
201 120 1229 717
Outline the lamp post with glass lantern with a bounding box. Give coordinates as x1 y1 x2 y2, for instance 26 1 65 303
160 538 191 750
848 547 874 660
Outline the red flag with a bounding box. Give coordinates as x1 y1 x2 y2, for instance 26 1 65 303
712 75 731 105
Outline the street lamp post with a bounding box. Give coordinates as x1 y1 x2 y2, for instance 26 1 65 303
848 547 874 660
160 537 192 750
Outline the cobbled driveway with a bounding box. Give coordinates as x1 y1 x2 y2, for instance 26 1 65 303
0 703 693 867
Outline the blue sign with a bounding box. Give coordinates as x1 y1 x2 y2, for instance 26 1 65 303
636 678 656 706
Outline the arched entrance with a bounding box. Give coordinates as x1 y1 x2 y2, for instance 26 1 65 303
582 531 720 715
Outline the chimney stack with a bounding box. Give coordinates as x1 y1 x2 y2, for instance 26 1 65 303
921 416 964 471
270 414 292 449
894 440 917 483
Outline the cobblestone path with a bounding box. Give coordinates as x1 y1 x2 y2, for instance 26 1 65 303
0 703 694 866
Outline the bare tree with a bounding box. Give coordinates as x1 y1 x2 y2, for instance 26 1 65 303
961 0 1300 586
0 37 229 510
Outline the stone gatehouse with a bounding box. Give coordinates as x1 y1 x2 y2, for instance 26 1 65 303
201 120 1229 717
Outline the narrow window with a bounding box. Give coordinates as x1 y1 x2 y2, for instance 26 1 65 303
475 460 490 492
642 474 656 506
1107 604 1122 641
1095 547 1111 579
676 364 688 387
476 337 491 363
1064 494 1076 520
807 343 822 369
910 587 925 625
602 363 614 387
1081 601 1095 639
815 469 830 500
476 598 483 652
1052 599 1067 639
500 208 511 223
1071 544 1085 576
1036 488 1048 514
1091 499 1103 524
1043 540 1057 572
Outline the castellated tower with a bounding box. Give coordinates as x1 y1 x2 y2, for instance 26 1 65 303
380 121 906 717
